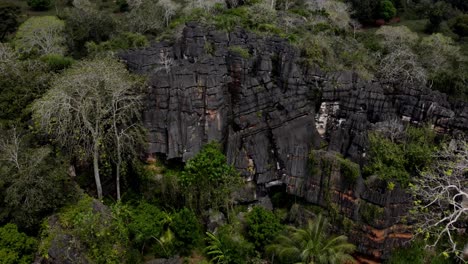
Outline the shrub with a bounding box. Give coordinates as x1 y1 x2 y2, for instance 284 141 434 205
0 3 20 41
27 0 51 11
179 142 242 212
228 45 251 59
378 0 396 21
40 54 74 72
359 201 384 225
450 14 468 37
0 223 37 264
85 32 149 55
364 126 437 187
205 225 255 264
170 208 202 255
338 156 360 184
42 196 130 263
245 206 283 251
363 132 409 185
127 201 169 248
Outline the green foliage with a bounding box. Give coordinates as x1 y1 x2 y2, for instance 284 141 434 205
0 45 51 124
425 2 451 33
430 70 468 100
228 46 251 59
205 225 255 264
40 54 75 72
363 133 409 185
338 156 360 184
386 240 454 264
42 195 130 263
116 0 129 12
179 142 242 212
15 16 66 57
349 0 379 24
0 223 37 264
266 214 356 264
27 0 52 11
378 0 396 21
63 7 117 57
364 126 437 187
0 3 20 41
403 126 436 174
170 208 202 255
127 201 168 248
85 32 149 55
359 201 384 225
0 129 78 230
245 206 283 251
450 14 468 37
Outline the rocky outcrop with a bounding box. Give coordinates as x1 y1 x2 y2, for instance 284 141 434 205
121 22 468 261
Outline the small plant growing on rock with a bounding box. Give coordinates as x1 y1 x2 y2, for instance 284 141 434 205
228 45 251 59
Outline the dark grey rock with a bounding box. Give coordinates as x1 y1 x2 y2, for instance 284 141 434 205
121 23 468 261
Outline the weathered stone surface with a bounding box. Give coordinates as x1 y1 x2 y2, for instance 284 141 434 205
121 23 468 261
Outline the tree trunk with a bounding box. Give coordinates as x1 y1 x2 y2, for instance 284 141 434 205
116 140 121 201
93 142 103 199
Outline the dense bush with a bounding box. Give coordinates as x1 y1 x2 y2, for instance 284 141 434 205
450 14 468 37
40 196 130 263
0 45 51 124
27 0 51 11
0 3 20 41
245 206 283 251
0 223 37 264
378 0 396 21
205 225 255 264
127 201 168 249
364 126 436 187
85 32 149 56
179 142 242 213
63 7 117 57
170 208 202 255
40 54 74 72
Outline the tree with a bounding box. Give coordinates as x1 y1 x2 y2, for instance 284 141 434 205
245 206 283 251
0 223 37 264
0 44 51 124
376 26 419 49
419 33 461 74
425 1 451 33
63 5 116 57
0 127 76 229
378 46 427 85
267 214 356 264
14 16 66 56
0 3 20 41
378 0 396 21
450 14 468 38
410 140 468 261
125 0 180 33
348 0 379 24
179 142 242 213
32 57 142 200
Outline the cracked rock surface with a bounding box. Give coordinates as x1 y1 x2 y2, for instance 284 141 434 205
121 22 468 260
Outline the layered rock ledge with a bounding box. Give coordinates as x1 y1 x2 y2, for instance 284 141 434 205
121 22 468 261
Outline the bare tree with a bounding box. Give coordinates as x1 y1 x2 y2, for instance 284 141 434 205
158 48 173 73
378 46 427 85
32 57 142 200
108 79 143 200
411 140 468 261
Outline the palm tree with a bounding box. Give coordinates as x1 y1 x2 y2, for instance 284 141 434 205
266 214 356 264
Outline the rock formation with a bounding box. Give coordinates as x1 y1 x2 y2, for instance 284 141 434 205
121 22 468 261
